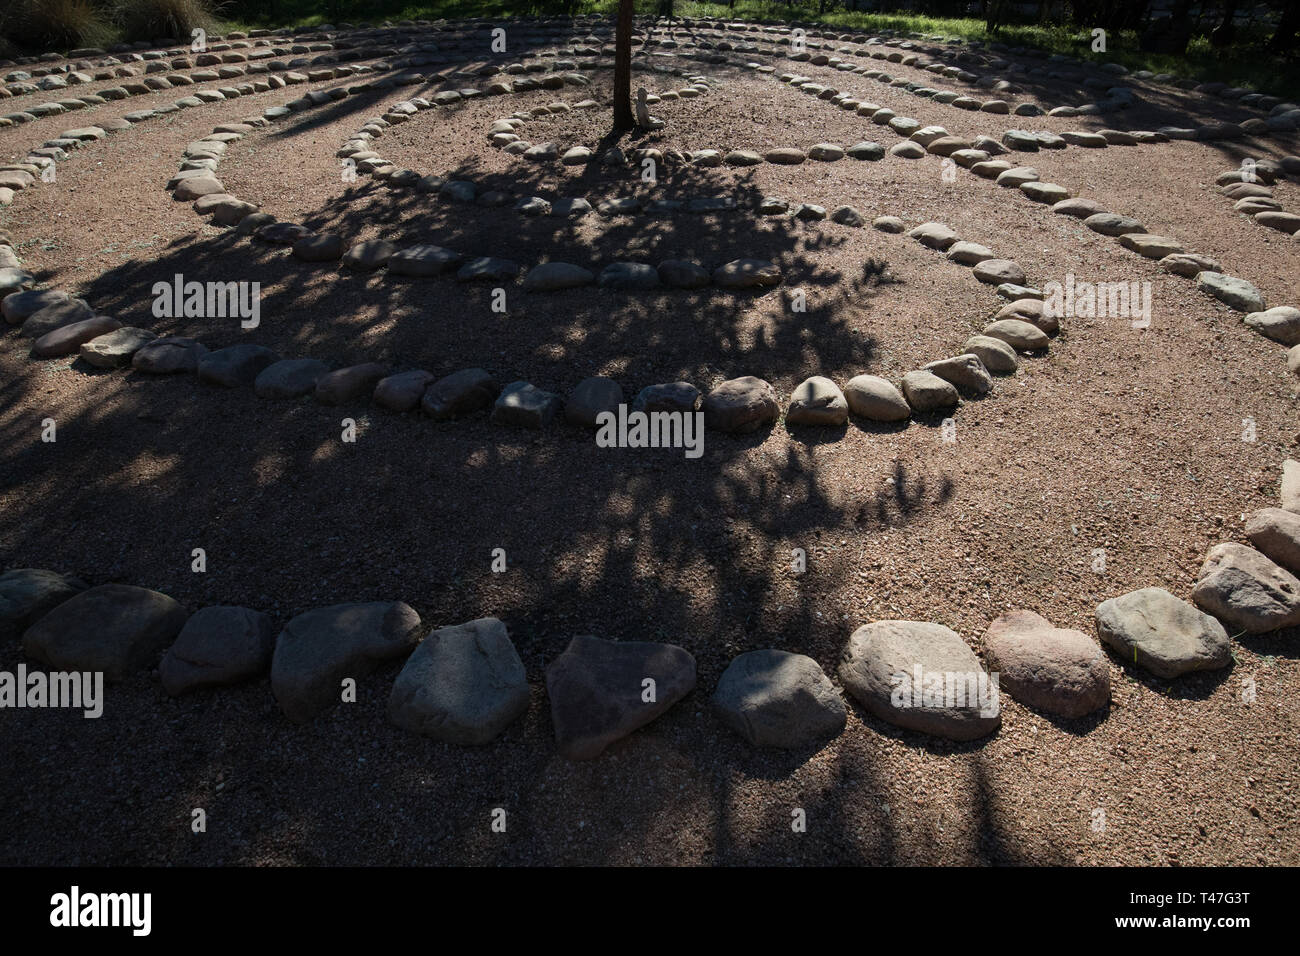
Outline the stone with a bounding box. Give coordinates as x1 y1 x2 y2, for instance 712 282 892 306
271 602 421 724
1245 508 1300 575
422 368 500 419
971 160 1013 179
901 370 959 411
846 141 885 160
206 197 259 226
844 375 911 421
713 259 781 289
132 336 208 374
1244 307 1300 346
545 635 697 760
633 382 700 414
523 262 594 292
78 327 156 368
713 650 846 748
374 370 435 412
1119 234 1183 259
924 354 992 395
889 141 926 158
292 233 345 262
808 142 844 161
1053 197 1106 218
21 298 94 337
256 222 311 244
759 197 789 215
982 610 1109 718
657 259 710 289
1002 129 1040 151
198 344 281 386
838 620 1000 741
3 288 67 324
925 135 969 156
786 376 849 426
703 376 779 432
456 257 521 282
908 222 958 250
996 167 1038 187
963 335 1018 373
566 377 624 427
516 196 552 216
983 319 1049 350
160 606 275 695
973 259 1026 285
831 205 865 227
597 196 641 217
0 569 87 642
1020 182 1070 203
388 617 530 745
995 298 1057 334
387 244 461 277
946 241 996 265
24 584 187 682
598 262 659 290
1192 542 1300 634
764 147 806 164
30 316 122 358
872 216 905 233
343 239 396 271
1095 587 1231 678
1197 272 1265 313
794 203 827 221
1161 253 1221 278
1084 213 1145 237
254 358 330 399
1061 130 1108 147
1284 459 1300 513
492 380 562 428
316 362 386 404
1255 211 1300 234
173 176 224 200
725 149 762 166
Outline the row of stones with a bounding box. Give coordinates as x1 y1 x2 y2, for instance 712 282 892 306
1212 160 1300 246
0 561 1267 755
0 52 424 212
936 134 1300 347
686 17 1298 123
0 273 1025 430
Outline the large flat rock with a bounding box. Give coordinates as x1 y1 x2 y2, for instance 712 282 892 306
1095 587 1231 677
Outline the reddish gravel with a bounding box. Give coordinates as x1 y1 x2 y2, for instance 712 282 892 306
1 33 1298 867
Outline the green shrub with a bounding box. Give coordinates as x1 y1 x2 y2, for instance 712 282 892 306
112 0 215 42
5 0 114 52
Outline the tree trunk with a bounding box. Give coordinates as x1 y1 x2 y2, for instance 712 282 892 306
613 0 635 132
1211 0 1238 47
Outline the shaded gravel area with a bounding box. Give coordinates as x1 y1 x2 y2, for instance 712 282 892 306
0 43 1298 866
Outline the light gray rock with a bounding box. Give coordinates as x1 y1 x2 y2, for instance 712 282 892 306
924 354 992 395
388 244 461 275
316 362 386 405
962 335 1018 373
1244 306 1300 345
633 381 699 413
983 318 1049 350
21 298 94 338
255 358 330 399
31 316 122 358
555 372 621 427
422 368 500 419
374 370 435 412
271 601 421 723
491 380 562 428
0 568 87 642
3 288 67 325
1197 272 1265 312
23 584 187 682
343 239 397 271
786 375 848 425
160 606 275 695
703 376 779 432
1245 508 1300 575
132 336 208 374
78 327 156 368
908 221 958 250
1192 542 1300 634
901 370 959 411
598 262 659 290
198 344 281 387
713 649 846 748
545 635 697 760
523 262 595 292
388 617 530 744
838 620 1001 741
982 610 1109 718
844 374 910 421
1095 587 1231 677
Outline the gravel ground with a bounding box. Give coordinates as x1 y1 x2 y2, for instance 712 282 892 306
1 39 1298 867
